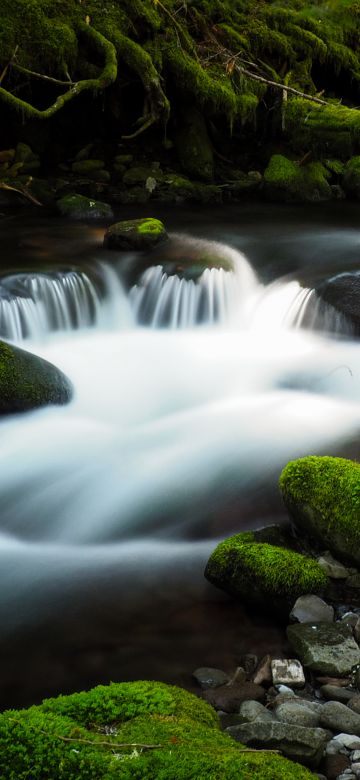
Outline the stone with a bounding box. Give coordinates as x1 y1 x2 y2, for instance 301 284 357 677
326 738 348 755
354 619 360 644
103 218 168 252
317 552 350 579
0 149 15 163
316 677 351 687
320 703 360 736
342 613 360 627
320 754 351 780
349 697 360 715
352 751 360 761
287 622 360 676
238 700 275 723
335 734 360 749
203 681 265 712
192 667 229 689
320 685 356 704
56 194 113 220
253 654 272 685
275 700 321 727
290 595 334 623
71 159 105 175
226 721 329 767
271 658 306 688
0 340 72 415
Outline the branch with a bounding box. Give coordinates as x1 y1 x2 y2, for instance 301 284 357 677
11 62 75 86
0 24 117 119
0 46 19 85
234 63 328 105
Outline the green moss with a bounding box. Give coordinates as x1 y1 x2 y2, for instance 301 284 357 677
56 194 113 220
205 535 328 608
342 155 360 197
279 456 360 566
137 218 165 236
264 154 332 202
0 680 318 779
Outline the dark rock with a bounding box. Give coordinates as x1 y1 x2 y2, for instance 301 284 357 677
287 622 360 676
56 194 113 220
203 681 265 712
316 273 360 334
320 753 351 780
192 667 229 689
320 685 356 704
0 340 72 415
226 721 329 767
103 218 168 251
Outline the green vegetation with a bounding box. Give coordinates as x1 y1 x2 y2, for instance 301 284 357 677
0 340 72 414
0 680 318 779
137 218 165 236
56 194 113 219
205 534 328 608
279 456 360 566
264 154 332 202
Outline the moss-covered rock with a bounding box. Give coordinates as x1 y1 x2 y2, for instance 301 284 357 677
104 217 168 251
279 456 360 567
56 194 113 220
71 160 105 176
342 156 360 198
175 106 214 182
0 680 318 779
0 340 72 415
204 534 328 612
264 155 332 203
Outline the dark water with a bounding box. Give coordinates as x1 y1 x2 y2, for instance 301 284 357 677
0 201 360 710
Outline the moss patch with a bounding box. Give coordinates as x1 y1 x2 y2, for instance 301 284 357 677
0 680 318 779
0 340 72 414
264 154 332 202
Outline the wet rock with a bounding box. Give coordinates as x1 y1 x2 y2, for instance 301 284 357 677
271 658 306 688
287 622 360 676
0 340 72 415
320 753 351 779
192 667 229 689
253 654 272 685
56 194 113 220
317 552 350 579
320 702 360 735
238 699 275 723
320 685 356 704
275 700 321 727
333 734 360 750
104 218 168 251
316 274 360 335
203 681 265 712
226 721 329 766
290 594 334 623
341 612 360 627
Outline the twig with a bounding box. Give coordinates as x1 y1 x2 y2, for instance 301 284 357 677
0 182 43 207
8 718 160 750
11 62 75 86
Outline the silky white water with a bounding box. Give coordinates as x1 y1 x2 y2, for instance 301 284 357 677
0 232 359 643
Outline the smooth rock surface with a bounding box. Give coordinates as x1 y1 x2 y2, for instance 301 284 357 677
226 721 329 766
271 658 306 687
320 702 360 735
287 622 360 676
238 699 275 723
192 667 229 689
317 552 350 579
290 594 334 623
320 685 356 704
275 700 321 727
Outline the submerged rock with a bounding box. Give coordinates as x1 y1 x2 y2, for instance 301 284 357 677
0 340 72 414
316 272 360 334
204 534 328 613
279 456 360 567
56 193 113 220
103 217 168 251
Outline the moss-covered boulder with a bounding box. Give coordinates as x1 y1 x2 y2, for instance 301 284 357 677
175 107 214 182
204 533 328 613
56 194 113 220
104 218 168 251
0 680 317 779
264 155 332 203
279 456 360 567
342 156 360 199
0 340 72 415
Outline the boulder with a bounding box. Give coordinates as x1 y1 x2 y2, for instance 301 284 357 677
279 456 360 567
0 340 72 414
56 194 113 220
287 622 360 676
316 272 360 334
103 217 168 251
264 155 332 203
204 535 328 613
227 721 329 767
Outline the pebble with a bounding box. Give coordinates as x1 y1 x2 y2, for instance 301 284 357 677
271 658 305 688
290 594 335 623
192 667 230 689
238 699 275 723
334 734 360 750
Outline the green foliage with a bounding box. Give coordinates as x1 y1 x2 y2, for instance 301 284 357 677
205 534 328 606
0 681 318 780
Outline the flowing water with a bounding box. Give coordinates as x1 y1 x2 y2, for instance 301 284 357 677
1 202 360 707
